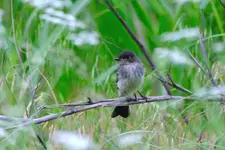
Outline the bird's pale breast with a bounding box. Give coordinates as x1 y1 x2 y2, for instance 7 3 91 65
117 63 144 97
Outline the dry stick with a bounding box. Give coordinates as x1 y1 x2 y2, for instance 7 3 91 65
187 49 211 131
152 75 192 95
166 72 190 124
198 29 218 87
200 10 222 149
187 48 207 75
195 11 208 146
4 95 224 130
29 74 52 115
104 0 172 95
22 72 47 149
3 96 184 128
195 10 218 147
30 86 47 149
27 74 51 149
198 10 218 87
166 72 193 95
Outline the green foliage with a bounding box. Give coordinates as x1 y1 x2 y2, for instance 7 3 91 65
0 0 225 149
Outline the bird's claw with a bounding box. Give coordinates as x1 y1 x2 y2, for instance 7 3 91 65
127 97 133 102
134 93 138 101
87 97 93 104
142 96 148 102
137 91 148 102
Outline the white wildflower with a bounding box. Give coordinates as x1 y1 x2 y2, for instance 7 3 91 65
68 31 99 46
50 131 98 150
212 42 225 53
154 47 193 66
160 28 198 42
118 134 143 148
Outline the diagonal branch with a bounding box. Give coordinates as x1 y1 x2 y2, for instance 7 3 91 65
187 48 207 75
220 0 225 9
104 0 172 95
152 75 192 95
198 23 218 87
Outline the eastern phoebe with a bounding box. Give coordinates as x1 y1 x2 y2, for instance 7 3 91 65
111 50 145 118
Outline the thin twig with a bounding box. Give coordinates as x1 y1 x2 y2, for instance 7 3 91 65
152 75 192 95
198 11 218 87
198 27 218 87
39 71 58 104
35 133 47 150
29 84 46 149
27 74 51 149
104 0 172 95
200 10 205 39
3 95 224 130
167 72 190 124
187 48 207 75
196 10 211 147
96 0 109 8
31 74 52 93
100 38 124 51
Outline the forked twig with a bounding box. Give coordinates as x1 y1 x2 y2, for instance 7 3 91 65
153 75 192 95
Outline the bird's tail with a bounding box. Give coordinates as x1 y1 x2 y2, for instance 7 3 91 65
111 106 130 118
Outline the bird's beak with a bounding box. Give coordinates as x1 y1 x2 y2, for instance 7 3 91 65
114 58 120 61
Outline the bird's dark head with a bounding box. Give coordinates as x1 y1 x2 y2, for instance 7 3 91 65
114 50 140 64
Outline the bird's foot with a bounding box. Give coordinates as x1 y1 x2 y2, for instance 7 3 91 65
87 97 93 104
134 93 138 101
126 97 133 102
137 91 148 102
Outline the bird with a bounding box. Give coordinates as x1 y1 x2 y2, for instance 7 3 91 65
111 50 145 118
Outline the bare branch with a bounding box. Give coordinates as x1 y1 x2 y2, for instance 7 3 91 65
198 27 218 87
187 48 207 75
153 75 192 95
167 72 190 124
196 9 212 145
104 0 172 95
3 96 185 128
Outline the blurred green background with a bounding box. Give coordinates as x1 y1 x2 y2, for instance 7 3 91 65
0 0 225 149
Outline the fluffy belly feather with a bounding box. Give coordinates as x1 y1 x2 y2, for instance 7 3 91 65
117 63 144 97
